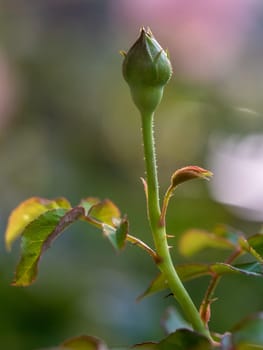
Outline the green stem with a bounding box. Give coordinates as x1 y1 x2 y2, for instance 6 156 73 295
141 112 211 339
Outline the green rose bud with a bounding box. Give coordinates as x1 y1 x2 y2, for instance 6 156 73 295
122 27 173 115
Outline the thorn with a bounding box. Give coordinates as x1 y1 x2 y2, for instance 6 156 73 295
119 50 127 57
140 177 148 199
165 48 170 59
166 234 174 238
168 245 174 249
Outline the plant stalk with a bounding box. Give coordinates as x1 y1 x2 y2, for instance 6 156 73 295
141 112 212 339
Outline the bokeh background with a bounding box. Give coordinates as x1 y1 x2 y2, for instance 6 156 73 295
1 1 263 349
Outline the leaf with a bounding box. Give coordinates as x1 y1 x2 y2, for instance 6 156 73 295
132 330 212 350
231 313 263 349
136 273 168 301
240 234 263 263
248 233 263 256
138 262 263 300
5 197 71 250
80 198 128 252
161 307 191 335
234 262 263 275
170 166 213 189
61 335 109 350
79 197 101 215
88 199 121 227
13 207 84 286
179 229 237 257
102 224 118 250
158 329 212 350
102 217 129 251
116 216 129 249
178 262 263 280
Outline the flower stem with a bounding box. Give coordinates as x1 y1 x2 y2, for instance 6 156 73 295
141 112 212 339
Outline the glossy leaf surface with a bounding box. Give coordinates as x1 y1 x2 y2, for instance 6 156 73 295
13 207 84 286
5 197 71 250
88 199 121 227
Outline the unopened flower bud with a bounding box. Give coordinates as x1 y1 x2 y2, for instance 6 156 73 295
122 27 172 115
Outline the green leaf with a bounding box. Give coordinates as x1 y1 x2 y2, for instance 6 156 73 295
5 197 71 250
158 329 212 350
231 313 263 349
248 233 263 257
13 207 84 286
233 262 263 275
102 217 129 251
80 198 128 251
116 216 129 249
161 307 191 335
102 224 118 250
179 228 238 257
88 199 121 227
240 234 263 263
177 262 263 280
79 197 101 215
61 335 109 350
138 262 263 300
136 272 168 301
132 330 212 350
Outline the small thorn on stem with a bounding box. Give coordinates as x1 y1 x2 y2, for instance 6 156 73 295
119 50 127 57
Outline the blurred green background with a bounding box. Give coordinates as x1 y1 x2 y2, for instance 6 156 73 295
1 1 263 349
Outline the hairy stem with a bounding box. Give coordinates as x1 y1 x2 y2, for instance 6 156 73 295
141 112 211 339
